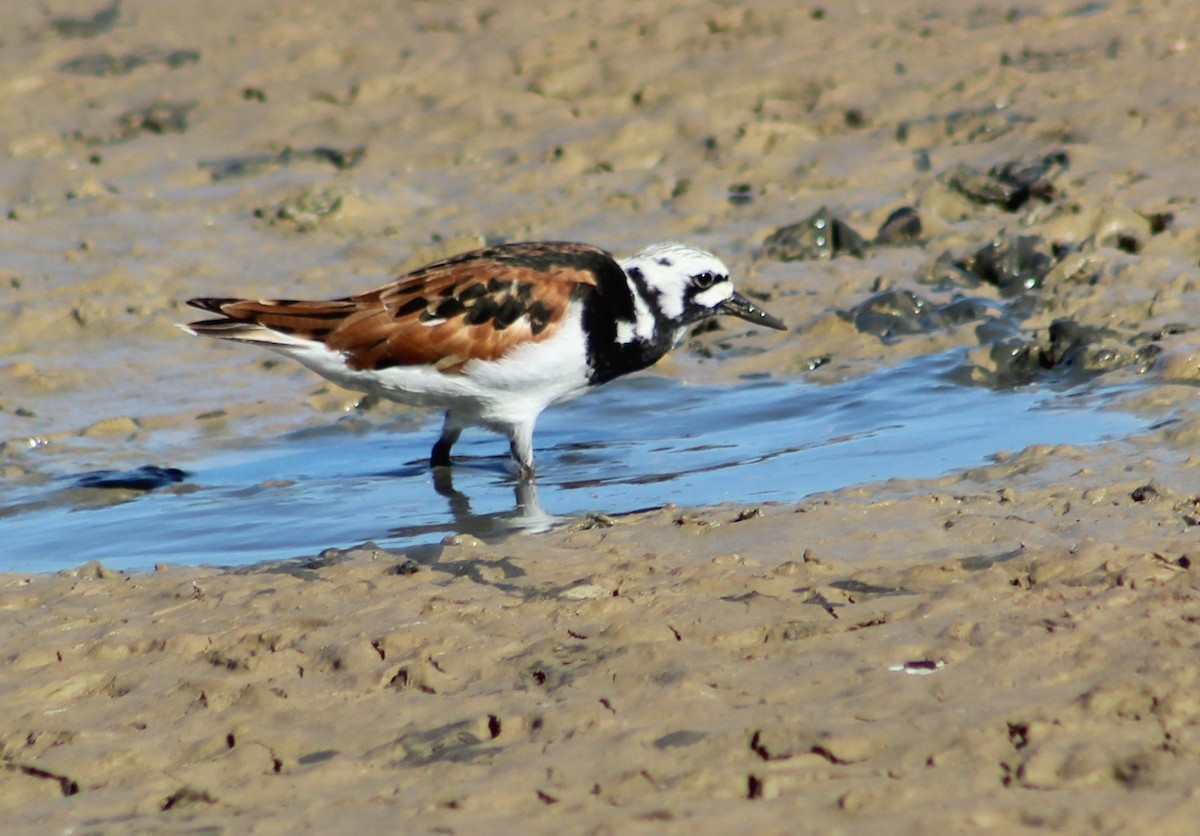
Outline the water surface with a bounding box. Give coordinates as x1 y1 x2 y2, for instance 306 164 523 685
0 348 1144 573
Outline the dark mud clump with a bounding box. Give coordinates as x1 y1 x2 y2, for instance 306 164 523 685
49 0 122 38
762 206 867 261
956 234 1056 295
975 319 1165 387
895 106 1035 147
75 466 188 491
850 290 993 342
786 146 1183 390
71 101 197 145
60 48 200 78
873 206 923 245
938 150 1069 211
200 146 366 181
763 206 923 262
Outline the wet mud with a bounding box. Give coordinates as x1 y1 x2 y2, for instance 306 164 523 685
2 0 1200 831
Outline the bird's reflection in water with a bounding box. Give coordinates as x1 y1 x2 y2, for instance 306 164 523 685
385 464 564 543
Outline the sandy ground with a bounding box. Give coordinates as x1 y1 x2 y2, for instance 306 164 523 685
3 0 1200 832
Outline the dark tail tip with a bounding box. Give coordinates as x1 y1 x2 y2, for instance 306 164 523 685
186 297 241 315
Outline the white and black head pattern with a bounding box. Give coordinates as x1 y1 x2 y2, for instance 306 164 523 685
581 242 785 384
619 243 735 336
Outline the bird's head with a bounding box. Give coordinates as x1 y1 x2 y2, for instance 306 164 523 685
620 243 786 338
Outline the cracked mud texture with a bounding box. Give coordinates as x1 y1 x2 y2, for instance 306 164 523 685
3 0 1200 832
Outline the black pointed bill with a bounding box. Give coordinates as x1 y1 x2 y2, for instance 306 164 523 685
719 291 786 330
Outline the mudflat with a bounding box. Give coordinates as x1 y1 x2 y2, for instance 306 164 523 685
2 1 1199 831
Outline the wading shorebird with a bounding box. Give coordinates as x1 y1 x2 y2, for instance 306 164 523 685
183 241 785 479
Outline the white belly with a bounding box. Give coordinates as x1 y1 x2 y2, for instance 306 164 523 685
276 307 593 429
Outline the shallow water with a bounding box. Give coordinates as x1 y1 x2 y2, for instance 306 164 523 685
0 348 1143 573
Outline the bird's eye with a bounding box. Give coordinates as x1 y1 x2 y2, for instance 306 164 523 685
693 271 721 289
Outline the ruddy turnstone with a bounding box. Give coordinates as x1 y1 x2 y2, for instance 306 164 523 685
183 241 785 478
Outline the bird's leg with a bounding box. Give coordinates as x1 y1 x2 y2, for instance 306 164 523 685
430 413 463 469
507 425 536 482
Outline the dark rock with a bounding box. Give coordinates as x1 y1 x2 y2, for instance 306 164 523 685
960 235 1055 294
978 318 1163 386
762 207 867 261
1137 323 1192 343
849 291 990 341
939 151 1068 211
851 290 930 340
874 206 922 245
1130 484 1159 503
1142 211 1174 235
1044 319 1113 367
987 338 1048 382
75 465 187 491
1104 231 1141 254
932 296 993 327
843 108 868 129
